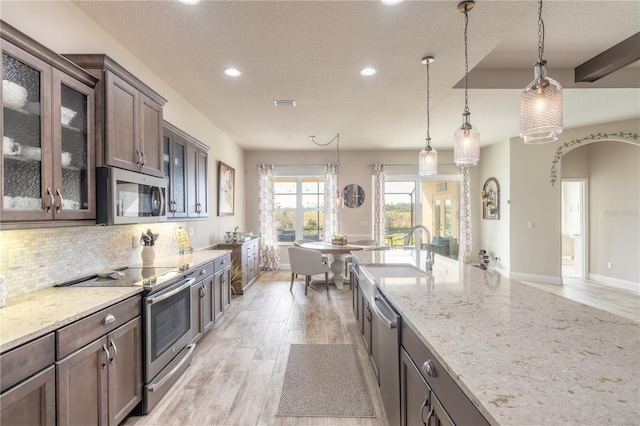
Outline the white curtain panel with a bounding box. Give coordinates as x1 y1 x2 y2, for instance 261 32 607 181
372 163 386 247
323 163 340 241
459 166 472 264
257 164 280 270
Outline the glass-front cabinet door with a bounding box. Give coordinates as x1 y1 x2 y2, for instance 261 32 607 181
1 40 52 221
163 131 187 218
51 70 94 220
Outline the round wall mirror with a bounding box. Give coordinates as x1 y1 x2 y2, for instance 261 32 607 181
343 184 365 208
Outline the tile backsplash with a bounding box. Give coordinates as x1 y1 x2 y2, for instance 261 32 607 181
0 222 188 298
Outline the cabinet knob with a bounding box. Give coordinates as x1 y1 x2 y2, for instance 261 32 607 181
200 269 206 275
103 313 116 325
421 359 436 377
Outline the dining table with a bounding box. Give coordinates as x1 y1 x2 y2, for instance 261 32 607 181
299 241 371 289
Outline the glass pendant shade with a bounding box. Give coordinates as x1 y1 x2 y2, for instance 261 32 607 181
454 114 480 167
418 143 438 176
520 61 563 144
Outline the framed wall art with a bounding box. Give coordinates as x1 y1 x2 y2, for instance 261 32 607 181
482 177 499 220
218 161 235 216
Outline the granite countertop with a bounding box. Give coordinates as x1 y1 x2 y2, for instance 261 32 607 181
0 249 231 353
353 250 640 425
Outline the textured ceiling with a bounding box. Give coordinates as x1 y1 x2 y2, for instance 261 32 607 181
72 0 640 151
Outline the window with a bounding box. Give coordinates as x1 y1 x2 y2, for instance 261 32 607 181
384 181 416 238
274 176 324 242
384 179 460 259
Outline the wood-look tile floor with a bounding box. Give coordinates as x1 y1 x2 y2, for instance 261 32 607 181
122 271 388 426
520 277 639 322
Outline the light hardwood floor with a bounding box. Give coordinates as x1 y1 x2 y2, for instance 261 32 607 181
123 271 388 426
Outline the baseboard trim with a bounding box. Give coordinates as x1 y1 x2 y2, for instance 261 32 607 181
510 272 562 285
589 273 639 294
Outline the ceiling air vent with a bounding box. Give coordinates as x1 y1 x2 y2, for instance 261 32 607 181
273 100 296 107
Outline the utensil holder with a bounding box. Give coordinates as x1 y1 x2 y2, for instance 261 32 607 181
141 246 155 265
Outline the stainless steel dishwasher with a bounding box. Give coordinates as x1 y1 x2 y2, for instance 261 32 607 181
370 287 401 426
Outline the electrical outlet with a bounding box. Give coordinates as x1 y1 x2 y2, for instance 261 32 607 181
189 228 194 237
9 249 21 268
607 262 613 269
132 235 137 248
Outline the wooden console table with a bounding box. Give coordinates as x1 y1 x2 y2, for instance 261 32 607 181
216 237 260 295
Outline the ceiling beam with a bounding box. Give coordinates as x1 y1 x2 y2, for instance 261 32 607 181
575 32 640 83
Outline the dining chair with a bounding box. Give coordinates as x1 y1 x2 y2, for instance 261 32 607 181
344 239 378 278
288 247 330 295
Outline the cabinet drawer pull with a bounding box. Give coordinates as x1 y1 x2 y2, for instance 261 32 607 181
141 151 147 166
103 313 116 325
422 359 436 377
200 269 206 275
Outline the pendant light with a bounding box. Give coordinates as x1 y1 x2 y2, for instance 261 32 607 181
519 0 563 144
454 1 480 167
419 56 438 177
310 134 343 208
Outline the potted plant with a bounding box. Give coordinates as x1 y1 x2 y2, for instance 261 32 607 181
229 264 244 295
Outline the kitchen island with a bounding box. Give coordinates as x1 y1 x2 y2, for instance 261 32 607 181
352 249 639 425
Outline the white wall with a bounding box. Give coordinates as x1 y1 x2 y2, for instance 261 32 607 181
479 140 511 274
509 118 639 285
563 141 639 286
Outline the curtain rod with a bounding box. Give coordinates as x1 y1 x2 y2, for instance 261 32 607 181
272 163 328 167
367 163 458 167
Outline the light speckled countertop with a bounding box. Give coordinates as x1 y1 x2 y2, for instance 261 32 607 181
353 250 640 426
0 249 230 353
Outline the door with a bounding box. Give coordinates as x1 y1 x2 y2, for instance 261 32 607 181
202 276 215 332
57 337 109 426
105 70 138 172
1 40 53 221
108 317 142 426
196 148 208 217
400 348 430 426
163 132 188 218
139 93 163 177
190 280 203 343
562 179 587 280
51 69 95 220
0 366 56 426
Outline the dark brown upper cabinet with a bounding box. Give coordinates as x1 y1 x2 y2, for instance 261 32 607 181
163 121 209 220
62 54 166 178
1 21 97 228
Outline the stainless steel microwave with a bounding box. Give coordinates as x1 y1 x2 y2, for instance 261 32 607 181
96 167 167 225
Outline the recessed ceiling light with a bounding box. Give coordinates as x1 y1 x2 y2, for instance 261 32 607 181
360 67 377 77
273 100 296 107
224 68 242 77
381 0 404 5
178 0 200 5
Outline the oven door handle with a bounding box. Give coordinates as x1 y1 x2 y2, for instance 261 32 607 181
146 278 195 305
148 343 196 392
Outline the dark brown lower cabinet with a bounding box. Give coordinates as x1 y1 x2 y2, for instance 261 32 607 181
400 348 453 426
190 274 214 344
0 366 56 426
400 322 489 426
213 265 230 322
56 317 142 426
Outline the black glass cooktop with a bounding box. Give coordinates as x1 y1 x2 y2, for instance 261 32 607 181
56 266 183 292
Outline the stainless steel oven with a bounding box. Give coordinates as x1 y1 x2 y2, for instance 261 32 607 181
57 265 196 414
143 275 195 413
